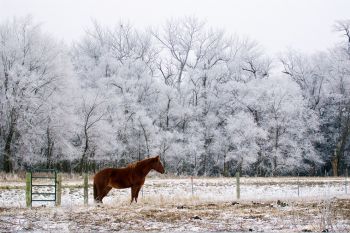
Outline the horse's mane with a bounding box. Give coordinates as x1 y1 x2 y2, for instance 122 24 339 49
127 162 137 169
126 157 155 169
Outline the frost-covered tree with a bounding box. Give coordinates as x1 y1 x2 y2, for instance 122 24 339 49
223 111 267 173
280 50 329 110
2 16 344 177
71 21 161 169
0 17 74 172
280 20 350 176
152 17 273 175
222 75 320 176
326 21 350 176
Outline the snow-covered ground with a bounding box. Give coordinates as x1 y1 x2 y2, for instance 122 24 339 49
0 176 349 232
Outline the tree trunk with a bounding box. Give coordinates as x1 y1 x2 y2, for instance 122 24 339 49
79 128 89 174
332 123 350 176
79 152 87 174
332 140 343 177
166 98 171 129
4 139 13 173
331 154 338 177
254 152 263 176
139 120 150 158
46 126 54 169
3 109 16 173
223 152 228 177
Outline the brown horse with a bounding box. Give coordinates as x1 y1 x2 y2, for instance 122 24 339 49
93 155 165 203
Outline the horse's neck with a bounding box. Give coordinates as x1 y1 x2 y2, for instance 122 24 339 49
135 159 153 177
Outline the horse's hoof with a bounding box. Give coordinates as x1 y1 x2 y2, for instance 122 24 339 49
96 202 103 207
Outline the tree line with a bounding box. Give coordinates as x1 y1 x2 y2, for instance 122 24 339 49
1 16 350 176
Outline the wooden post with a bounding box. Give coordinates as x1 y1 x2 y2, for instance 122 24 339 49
236 171 240 200
56 174 62 206
26 172 31 208
84 173 88 206
191 176 194 195
346 168 348 195
297 174 300 197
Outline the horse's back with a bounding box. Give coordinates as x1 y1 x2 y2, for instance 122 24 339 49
94 167 132 189
93 168 114 186
94 168 113 179
109 167 133 188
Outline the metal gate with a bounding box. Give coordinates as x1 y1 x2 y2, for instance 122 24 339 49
29 169 57 207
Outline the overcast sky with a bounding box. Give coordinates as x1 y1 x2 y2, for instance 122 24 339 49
0 0 349 56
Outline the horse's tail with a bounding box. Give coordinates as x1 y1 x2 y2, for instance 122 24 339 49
93 181 97 201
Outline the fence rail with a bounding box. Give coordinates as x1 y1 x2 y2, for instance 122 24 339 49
17 173 350 208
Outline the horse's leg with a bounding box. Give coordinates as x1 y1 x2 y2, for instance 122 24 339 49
99 186 112 202
95 181 111 203
131 186 136 204
130 185 142 203
94 183 103 203
134 185 142 203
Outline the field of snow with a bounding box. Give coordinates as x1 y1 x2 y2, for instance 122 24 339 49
0 175 349 232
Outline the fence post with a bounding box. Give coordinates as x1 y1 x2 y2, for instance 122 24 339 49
346 168 348 195
236 171 240 200
84 173 88 206
191 176 194 195
26 172 31 208
56 173 62 206
297 173 300 197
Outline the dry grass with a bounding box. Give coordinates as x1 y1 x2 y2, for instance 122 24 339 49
1 196 349 232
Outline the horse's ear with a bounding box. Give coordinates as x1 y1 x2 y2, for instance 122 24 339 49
156 155 160 161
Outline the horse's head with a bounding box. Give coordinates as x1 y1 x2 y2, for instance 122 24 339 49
152 156 165 174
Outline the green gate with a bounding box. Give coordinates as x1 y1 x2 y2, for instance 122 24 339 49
26 169 58 207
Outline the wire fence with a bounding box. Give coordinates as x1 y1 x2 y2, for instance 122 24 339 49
0 173 349 208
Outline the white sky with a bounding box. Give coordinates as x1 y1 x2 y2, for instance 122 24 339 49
0 0 349 56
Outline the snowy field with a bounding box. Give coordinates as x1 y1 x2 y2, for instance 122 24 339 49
0 175 350 232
